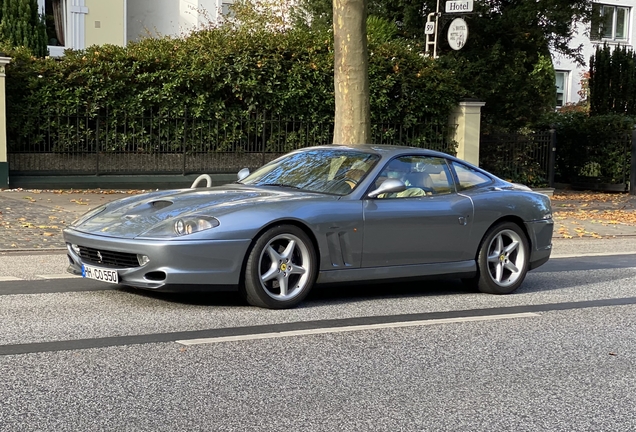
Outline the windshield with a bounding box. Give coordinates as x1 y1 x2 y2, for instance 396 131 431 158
239 148 380 196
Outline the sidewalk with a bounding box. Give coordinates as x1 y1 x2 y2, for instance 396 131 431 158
0 189 139 251
550 190 636 239
0 188 635 252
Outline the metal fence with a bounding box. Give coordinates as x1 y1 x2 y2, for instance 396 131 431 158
8 110 455 176
479 130 555 188
556 129 633 189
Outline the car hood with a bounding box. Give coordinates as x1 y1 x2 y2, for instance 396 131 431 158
72 185 334 238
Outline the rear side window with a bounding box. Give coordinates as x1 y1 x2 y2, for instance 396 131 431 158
451 162 492 191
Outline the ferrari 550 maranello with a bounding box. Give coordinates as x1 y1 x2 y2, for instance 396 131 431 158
64 145 554 309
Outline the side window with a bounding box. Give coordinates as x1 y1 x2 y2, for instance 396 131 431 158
375 155 454 198
452 162 492 191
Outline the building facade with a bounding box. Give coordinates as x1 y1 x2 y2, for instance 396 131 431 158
37 0 231 56
38 0 126 56
552 0 636 107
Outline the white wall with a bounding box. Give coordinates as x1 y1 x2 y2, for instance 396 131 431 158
127 0 226 42
127 0 182 41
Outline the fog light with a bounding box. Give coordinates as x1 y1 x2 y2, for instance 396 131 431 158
71 244 81 254
137 254 150 266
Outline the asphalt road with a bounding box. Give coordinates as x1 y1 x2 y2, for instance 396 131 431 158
1 248 636 431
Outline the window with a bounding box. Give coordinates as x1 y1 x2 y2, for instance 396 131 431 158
38 0 66 52
375 156 454 198
555 71 568 108
45 0 65 46
221 2 235 18
592 4 629 41
451 162 492 191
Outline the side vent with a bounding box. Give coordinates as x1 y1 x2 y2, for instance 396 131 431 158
326 231 353 267
326 232 343 267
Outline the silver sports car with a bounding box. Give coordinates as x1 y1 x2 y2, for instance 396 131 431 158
64 145 553 309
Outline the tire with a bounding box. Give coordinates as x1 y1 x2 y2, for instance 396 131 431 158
241 225 317 309
473 221 530 294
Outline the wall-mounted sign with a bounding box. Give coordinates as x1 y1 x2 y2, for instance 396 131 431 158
447 18 468 50
445 0 473 13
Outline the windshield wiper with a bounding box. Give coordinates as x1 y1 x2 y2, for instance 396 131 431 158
259 183 303 190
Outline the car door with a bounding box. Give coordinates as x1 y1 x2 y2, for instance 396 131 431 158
361 155 474 267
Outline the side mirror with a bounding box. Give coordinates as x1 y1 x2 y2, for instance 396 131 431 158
237 168 250 181
367 178 406 198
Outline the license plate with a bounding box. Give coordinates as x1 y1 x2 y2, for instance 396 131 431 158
82 264 119 284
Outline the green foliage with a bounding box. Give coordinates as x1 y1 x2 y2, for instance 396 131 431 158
441 47 556 131
589 44 636 116
366 16 398 45
298 0 592 131
537 111 634 184
4 22 462 154
0 0 47 57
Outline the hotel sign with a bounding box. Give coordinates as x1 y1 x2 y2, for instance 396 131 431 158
445 1 473 13
447 18 469 50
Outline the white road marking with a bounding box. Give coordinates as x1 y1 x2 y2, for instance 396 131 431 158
34 274 78 280
0 276 22 282
176 312 540 346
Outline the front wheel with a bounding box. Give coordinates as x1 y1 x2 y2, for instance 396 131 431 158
473 222 529 294
242 225 317 309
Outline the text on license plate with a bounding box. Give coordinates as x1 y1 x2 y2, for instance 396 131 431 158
82 264 119 284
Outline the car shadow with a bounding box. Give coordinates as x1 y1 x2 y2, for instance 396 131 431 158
116 278 474 308
307 279 475 303
116 267 636 308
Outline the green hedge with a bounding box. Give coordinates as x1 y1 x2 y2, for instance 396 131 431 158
537 112 634 184
3 25 463 154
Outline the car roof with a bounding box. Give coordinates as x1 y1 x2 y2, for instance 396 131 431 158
302 144 452 159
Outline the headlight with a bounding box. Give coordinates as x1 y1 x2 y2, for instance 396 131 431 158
70 204 108 227
141 216 220 237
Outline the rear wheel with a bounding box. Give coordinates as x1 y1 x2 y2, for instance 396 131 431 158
471 222 529 294
242 225 317 309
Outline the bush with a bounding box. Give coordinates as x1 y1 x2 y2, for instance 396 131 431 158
4 24 463 154
589 44 636 116
537 111 633 184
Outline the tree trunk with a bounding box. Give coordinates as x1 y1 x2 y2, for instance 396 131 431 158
332 0 370 145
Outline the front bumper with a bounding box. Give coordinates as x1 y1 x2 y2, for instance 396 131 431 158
524 219 554 270
63 228 252 290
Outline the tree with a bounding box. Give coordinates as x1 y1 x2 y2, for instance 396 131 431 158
299 0 593 130
0 0 47 57
332 0 371 144
589 44 636 116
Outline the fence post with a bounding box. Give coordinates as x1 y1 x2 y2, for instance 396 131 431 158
631 126 636 195
447 99 485 165
183 108 187 176
0 56 11 189
95 114 100 176
548 126 557 188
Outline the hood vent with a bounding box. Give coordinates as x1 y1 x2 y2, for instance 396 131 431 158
150 200 173 209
